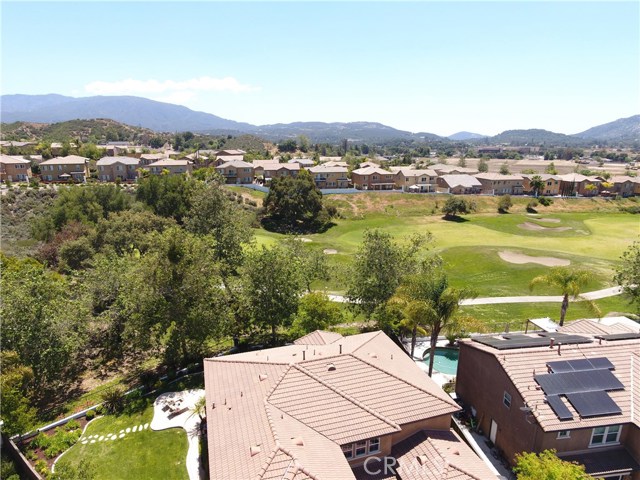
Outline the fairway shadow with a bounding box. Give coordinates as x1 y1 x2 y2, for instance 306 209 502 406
442 215 470 223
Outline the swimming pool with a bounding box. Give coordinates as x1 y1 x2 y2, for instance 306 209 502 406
423 348 459 375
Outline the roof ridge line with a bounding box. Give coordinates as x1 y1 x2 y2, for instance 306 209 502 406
291 363 400 431
349 353 460 408
205 358 291 366
264 402 280 444
350 330 385 353
265 364 294 401
257 447 281 480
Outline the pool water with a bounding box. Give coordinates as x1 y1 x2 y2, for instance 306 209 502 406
423 348 459 375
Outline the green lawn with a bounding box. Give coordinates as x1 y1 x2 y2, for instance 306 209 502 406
57 402 188 480
460 294 637 331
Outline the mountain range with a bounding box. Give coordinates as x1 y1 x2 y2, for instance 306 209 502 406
1 94 638 145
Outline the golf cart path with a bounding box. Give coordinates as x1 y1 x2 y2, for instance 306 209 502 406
327 286 624 305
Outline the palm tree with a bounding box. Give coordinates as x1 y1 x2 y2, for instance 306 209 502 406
189 394 207 434
529 175 545 197
529 267 600 326
393 267 476 376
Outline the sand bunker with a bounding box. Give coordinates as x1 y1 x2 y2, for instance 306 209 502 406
499 250 570 267
518 222 572 232
296 238 312 242
323 249 338 255
536 217 561 223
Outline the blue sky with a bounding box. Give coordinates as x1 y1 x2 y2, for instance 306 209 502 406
2 1 638 136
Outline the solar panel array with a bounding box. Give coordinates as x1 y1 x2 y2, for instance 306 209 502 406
535 357 623 420
595 333 640 341
471 333 592 350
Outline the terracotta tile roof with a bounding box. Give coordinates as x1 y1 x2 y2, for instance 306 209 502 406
293 330 343 345
461 337 640 431
351 166 392 176
96 156 139 166
474 173 524 181
146 159 192 167
40 155 88 165
559 319 636 335
0 154 30 165
204 331 463 480
438 175 482 189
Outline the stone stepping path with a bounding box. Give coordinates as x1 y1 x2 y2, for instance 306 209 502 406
79 423 149 445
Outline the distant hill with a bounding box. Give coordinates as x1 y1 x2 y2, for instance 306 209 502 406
1 94 252 133
1 119 157 144
487 129 585 146
448 131 486 141
574 114 640 142
0 94 443 143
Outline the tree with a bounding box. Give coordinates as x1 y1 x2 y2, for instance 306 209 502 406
545 162 558 175
529 267 599 326
477 158 489 173
263 169 326 233
136 175 194 223
346 229 429 316
0 351 38 436
185 176 253 274
457 157 467 167
513 450 591 480
442 196 476 219
242 244 305 345
614 240 640 312
529 175 545 197
499 163 510 175
290 292 342 337
0 255 89 398
497 194 513 213
281 237 329 292
277 139 297 153
397 267 475 376
297 135 310 153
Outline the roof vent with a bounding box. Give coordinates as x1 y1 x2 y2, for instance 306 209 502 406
250 445 261 456
370 353 378 359
416 455 428 466
291 436 304 446
259 374 268 381
327 363 336 371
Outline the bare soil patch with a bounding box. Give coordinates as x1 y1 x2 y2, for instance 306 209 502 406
518 221 572 232
498 250 570 267
536 217 561 223
323 249 338 255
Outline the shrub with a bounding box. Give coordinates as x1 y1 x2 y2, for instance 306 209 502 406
497 194 513 213
538 196 553 207
44 429 82 458
85 409 96 420
34 460 49 477
31 432 51 450
442 196 476 218
100 385 126 414
63 419 80 431
94 405 104 415
526 199 538 213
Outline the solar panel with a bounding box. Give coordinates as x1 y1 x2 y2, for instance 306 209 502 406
472 333 592 350
546 357 615 373
546 395 573 420
535 369 623 395
595 333 640 341
566 391 622 417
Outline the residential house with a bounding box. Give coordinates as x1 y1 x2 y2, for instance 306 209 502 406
323 160 350 168
204 330 499 480
288 158 315 168
522 174 561 196
215 160 254 184
474 173 524 195
359 161 380 169
39 155 89 183
252 160 281 179
0 154 31 182
558 173 601 197
308 165 349 188
50 142 63 156
263 163 300 183
319 156 343 163
351 166 395 190
477 147 502 156
605 176 639 197
455 331 640 479
96 156 140 182
139 153 167 166
436 175 482 194
392 167 438 192
144 159 193 176
214 154 245 167
430 164 478 176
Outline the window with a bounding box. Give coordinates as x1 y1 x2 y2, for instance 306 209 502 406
503 392 512 409
341 438 381 459
557 430 570 439
590 425 621 447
